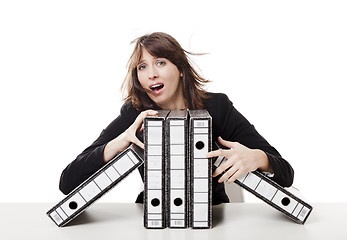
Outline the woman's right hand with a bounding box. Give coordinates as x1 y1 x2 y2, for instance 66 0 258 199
103 110 158 162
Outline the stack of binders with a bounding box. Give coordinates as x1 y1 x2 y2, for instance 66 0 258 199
143 109 313 228
46 110 213 229
47 109 312 228
144 109 213 229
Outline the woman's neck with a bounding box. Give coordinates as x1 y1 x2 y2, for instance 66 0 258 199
157 99 186 110
157 85 186 110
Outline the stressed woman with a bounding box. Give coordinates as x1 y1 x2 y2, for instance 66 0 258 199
59 32 294 205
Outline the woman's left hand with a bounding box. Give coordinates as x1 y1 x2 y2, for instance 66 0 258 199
206 137 273 184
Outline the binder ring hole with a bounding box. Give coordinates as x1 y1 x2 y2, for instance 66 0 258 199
174 198 183 206
281 197 290 206
196 141 205 150
151 198 160 207
69 201 78 210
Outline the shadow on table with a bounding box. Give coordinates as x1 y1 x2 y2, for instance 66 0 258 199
63 211 95 227
212 204 225 228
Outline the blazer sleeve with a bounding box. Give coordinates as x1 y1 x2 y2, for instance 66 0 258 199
207 93 294 187
59 102 139 195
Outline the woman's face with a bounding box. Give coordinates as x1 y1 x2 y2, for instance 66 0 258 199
137 47 185 109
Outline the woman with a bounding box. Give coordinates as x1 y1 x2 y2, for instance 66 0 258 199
59 32 294 205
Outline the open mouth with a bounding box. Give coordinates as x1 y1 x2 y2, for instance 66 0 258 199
149 83 164 92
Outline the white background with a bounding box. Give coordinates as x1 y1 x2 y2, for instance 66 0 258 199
1 0 346 203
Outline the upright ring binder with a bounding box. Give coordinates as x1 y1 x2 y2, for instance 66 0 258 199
143 110 170 229
166 110 189 228
189 110 212 229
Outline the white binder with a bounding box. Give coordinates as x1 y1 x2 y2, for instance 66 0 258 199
189 110 212 229
143 110 170 229
214 143 313 224
47 144 144 227
166 110 189 228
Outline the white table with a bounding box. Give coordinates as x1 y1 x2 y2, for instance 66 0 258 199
1 202 346 240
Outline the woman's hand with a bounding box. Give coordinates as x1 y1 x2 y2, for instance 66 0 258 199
103 110 158 162
122 109 158 149
206 137 273 184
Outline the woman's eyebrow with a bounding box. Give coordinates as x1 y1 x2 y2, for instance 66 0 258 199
138 57 161 65
138 59 146 65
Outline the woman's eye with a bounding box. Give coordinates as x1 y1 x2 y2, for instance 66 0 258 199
157 60 166 66
138 64 146 70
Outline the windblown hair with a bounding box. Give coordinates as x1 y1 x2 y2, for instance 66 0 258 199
121 32 210 111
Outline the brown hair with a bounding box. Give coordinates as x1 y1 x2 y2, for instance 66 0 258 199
121 32 210 111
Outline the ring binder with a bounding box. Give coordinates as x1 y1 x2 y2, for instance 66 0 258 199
189 110 212 229
213 142 313 224
47 144 144 227
166 110 189 228
143 110 170 229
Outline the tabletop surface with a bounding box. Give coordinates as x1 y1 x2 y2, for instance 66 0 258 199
1 202 346 240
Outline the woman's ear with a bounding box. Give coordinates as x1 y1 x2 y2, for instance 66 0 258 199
180 72 183 78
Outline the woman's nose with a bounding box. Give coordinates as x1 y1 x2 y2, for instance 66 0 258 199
148 66 158 80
